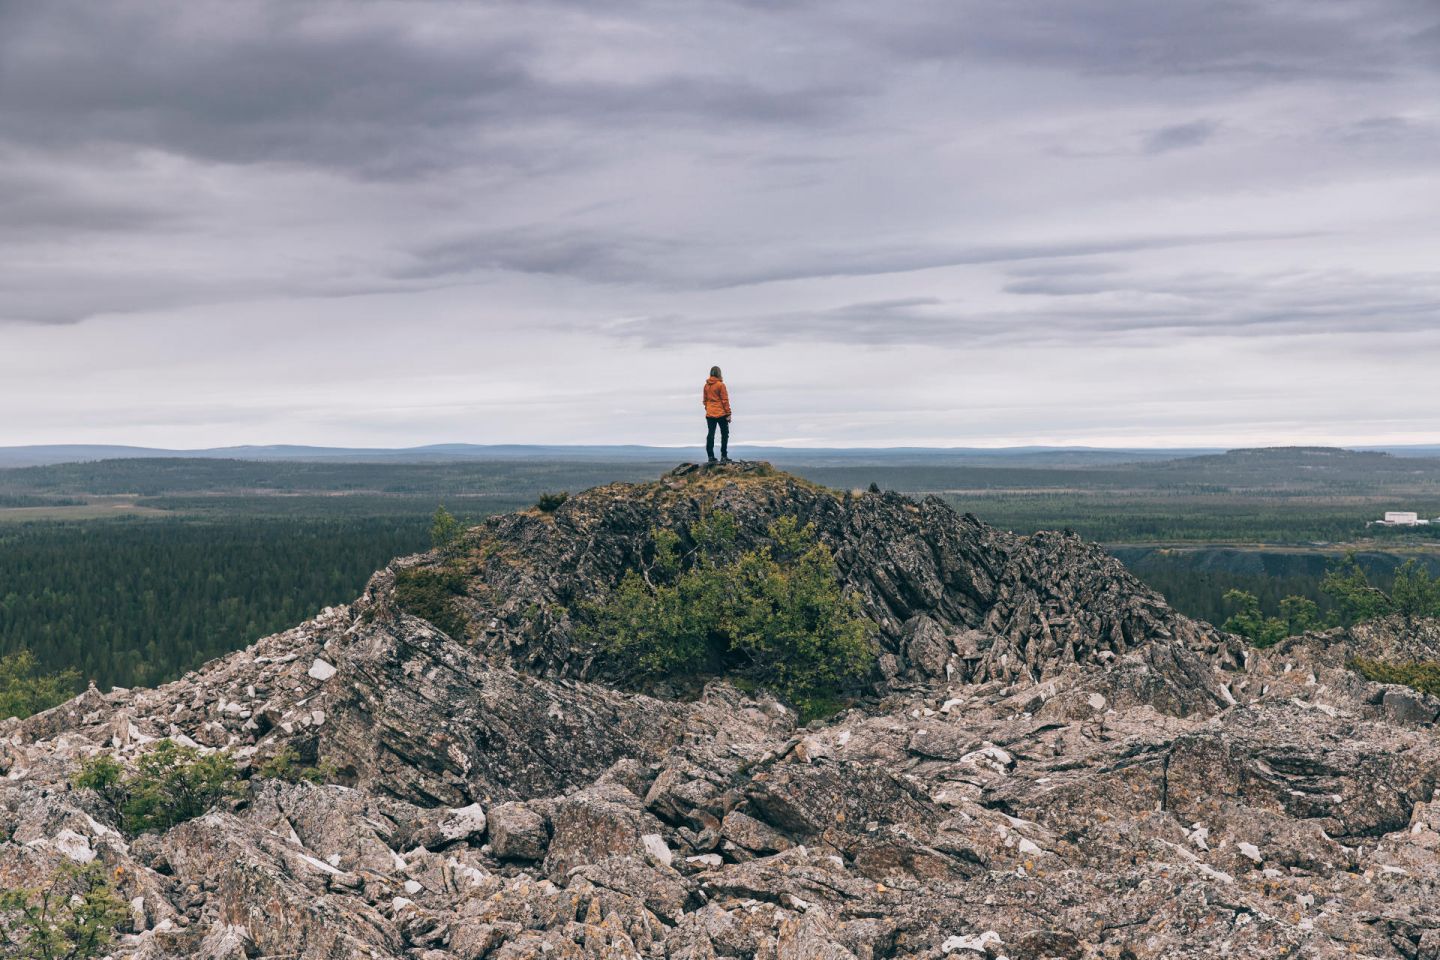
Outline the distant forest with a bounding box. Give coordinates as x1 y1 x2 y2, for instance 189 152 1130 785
0 517 429 689
1114 547 1440 627
0 457 669 498
935 494 1440 545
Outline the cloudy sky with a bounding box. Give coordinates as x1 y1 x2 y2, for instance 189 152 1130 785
2 0 1437 449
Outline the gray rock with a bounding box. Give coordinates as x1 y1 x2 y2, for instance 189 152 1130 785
719 810 792 854
542 783 667 881
488 801 549 861
411 801 487 850
1383 686 1440 724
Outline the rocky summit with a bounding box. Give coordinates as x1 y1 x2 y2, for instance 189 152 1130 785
4 463 1440 959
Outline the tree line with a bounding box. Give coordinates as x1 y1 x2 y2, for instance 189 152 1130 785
1221 555 1440 647
0 516 429 693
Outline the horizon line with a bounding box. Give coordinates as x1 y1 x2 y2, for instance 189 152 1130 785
4 440 1440 453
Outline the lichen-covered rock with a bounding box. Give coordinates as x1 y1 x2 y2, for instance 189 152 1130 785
411 802 488 850
719 810 792 854
489 802 550 861
542 783 668 881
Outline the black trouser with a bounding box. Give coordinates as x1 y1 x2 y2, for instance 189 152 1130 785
706 416 730 461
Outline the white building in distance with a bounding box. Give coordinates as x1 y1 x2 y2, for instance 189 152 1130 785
1376 511 1430 526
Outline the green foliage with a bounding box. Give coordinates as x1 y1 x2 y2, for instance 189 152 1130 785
535 491 569 513
1215 555 1440 642
1220 590 1322 647
254 745 337 784
690 511 739 557
429 504 463 552
71 755 126 809
1349 658 1440 698
1390 560 1440 624
585 514 875 721
1118 550 1335 628
73 740 241 836
1278 595 1322 633
1221 590 1289 647
1321 554 1397 624
0 650 80 721
593 570 715 676
724 517 875 718
651 528 683 580
123 740 240 834
0 861 126 960
392 566 471 638
1316 555 1440 627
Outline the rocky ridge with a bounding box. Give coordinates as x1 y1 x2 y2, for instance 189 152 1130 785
3 463 1439 959
404 462 1235 692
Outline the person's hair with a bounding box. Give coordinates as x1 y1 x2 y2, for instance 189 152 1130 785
710 366 722 378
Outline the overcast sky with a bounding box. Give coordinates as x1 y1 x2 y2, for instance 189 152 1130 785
2 0 1437 449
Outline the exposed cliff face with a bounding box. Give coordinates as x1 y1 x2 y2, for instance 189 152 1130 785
3 464 1440 959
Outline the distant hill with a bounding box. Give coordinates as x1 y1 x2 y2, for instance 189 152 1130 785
0 443 1219 469
4 444 1440 510
5 441 1438 471
1133 446 1440 490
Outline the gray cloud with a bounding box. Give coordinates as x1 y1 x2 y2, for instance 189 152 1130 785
401 227 1304 289
0 0 1437 446
1330 115 1439 150
1142 120 1219 154
0 3 520 176
591 269 1440 348
0 1 870 179
7 0 1429 183
867 0 1440 82
0 172 178 237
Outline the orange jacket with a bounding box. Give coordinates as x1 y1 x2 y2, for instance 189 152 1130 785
703 376 731 418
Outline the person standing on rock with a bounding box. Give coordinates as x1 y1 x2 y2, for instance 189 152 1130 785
703 366 732 464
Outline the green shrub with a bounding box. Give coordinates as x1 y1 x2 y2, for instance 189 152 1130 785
536 491 569 513
255 745 337 784
1350 658 1440 698
429 504 462 552
584 514 875 721
0 650 81 721
1279 595 1323 634
1221 590 1321 647
73 740 241 835
1391 560 1440 625
125 741 240 834
1320 555 1440 627
71 754 127 808
0 861 126 960
1321 554 1398 624
393 566 471 638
